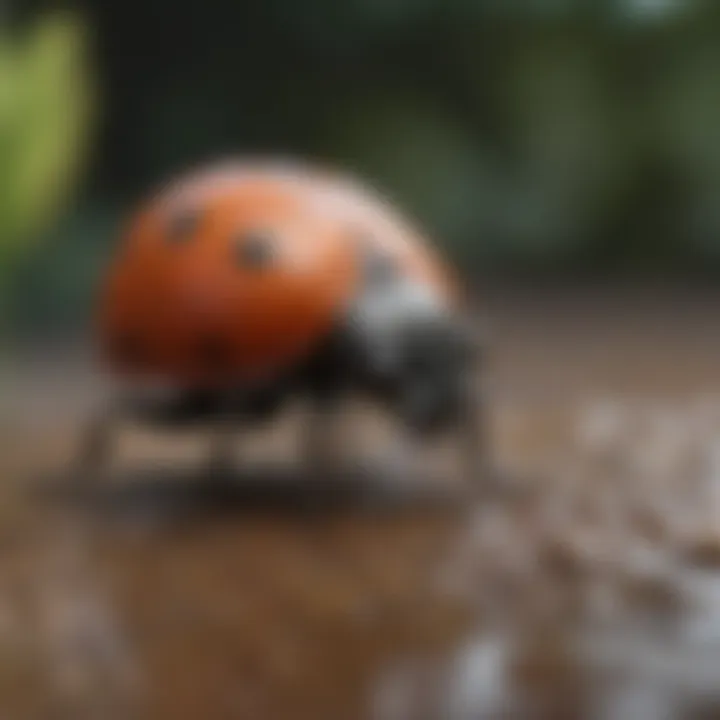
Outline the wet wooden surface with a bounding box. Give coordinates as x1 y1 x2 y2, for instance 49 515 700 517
4 286 720 719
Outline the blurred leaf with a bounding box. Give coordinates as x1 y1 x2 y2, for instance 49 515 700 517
325 94 496 260
0 11 95 291
495 31 636 257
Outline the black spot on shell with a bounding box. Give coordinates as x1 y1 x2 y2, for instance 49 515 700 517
235 230 274 270
349 228 399 288
167 208 199 245
363 249 398 287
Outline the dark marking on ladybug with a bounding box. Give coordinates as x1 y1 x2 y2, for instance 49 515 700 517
235 230 274 269
167 208 199 245
352 229 399 289
363 247 398 288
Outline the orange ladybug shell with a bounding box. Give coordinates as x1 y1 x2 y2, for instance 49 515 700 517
99 161 460 388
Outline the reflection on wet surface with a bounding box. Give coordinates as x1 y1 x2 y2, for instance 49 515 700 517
4 289 720 719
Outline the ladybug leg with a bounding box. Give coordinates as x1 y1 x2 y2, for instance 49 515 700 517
379 427 426 487
458 369 494 495
72 400 123 484
302 392 345 483
196 390 247 482
205 415 240 482
453 318 505 498
457 350 518 499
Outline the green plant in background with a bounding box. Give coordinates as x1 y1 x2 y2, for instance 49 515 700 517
0 11 94 304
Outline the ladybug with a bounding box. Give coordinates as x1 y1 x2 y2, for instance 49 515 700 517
77 159 490 491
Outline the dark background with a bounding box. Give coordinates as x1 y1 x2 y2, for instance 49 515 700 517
7 0 720 336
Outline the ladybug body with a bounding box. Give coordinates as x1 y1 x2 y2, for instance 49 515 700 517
81 160 487 488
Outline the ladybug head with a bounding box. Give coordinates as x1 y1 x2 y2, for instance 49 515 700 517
345 267 479 433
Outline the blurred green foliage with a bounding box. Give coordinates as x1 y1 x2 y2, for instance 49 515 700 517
77 0 720 268
0 11 94 296
9 0 720 337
